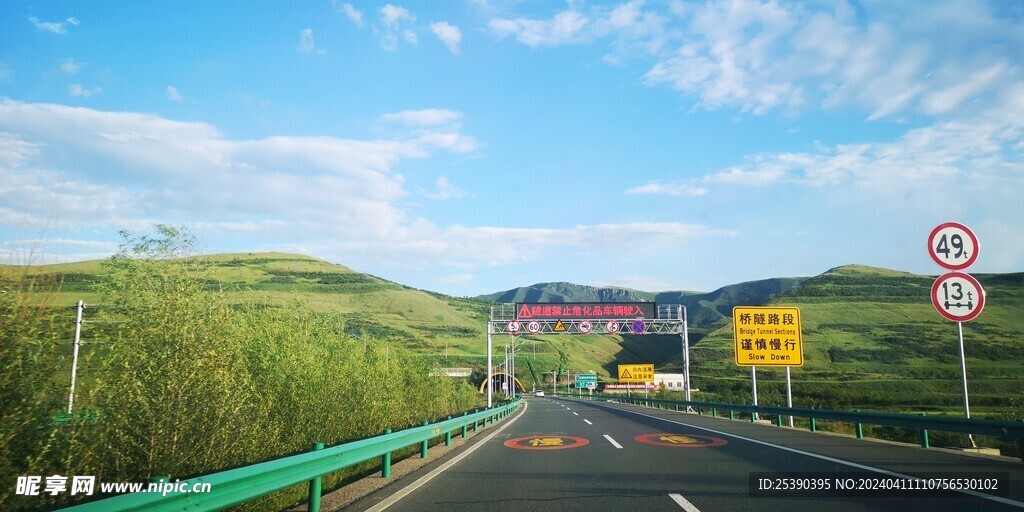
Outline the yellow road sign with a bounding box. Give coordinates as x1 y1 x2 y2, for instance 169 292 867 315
733 306 803 366
617 363 654 383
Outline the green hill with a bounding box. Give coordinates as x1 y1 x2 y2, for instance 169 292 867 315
476 282 655 303
683 265 1024 417
9 256 1024 416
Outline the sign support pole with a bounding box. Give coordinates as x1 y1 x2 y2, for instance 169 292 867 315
751 366 759 421
486 316 493 408
681 305 692 411
785 366 793 427
957 321 976 447
68 300 84 414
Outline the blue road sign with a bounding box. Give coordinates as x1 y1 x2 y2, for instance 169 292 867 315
631 319 647 334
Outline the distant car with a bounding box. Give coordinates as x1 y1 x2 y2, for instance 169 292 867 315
535 391 545 397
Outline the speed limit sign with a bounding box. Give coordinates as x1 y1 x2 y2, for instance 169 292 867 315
928 222 979 271
931 272 985 322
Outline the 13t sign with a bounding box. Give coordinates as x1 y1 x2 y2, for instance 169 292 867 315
928 222 979 271
931 272 985 322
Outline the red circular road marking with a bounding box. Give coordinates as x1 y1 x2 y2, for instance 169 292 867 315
504 435 590 450
634 433 728 448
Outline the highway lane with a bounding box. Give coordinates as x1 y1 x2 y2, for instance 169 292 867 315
347 396 1024 512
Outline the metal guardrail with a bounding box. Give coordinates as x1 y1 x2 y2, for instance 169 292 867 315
60 399 523 512
558 394 1024 459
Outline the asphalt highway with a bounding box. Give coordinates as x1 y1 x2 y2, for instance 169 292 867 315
347 396 1024 512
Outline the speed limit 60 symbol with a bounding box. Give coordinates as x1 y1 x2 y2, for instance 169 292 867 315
928 222 979 271
931 272 985 322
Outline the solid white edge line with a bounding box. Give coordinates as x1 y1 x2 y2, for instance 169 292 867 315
365 400 529 512
669 493 702 512
579 399 1024 509
603 434 623 449
584 419 593 425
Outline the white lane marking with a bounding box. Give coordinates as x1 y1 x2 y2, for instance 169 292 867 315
365 401 529 512
669 493 701 512
603 434 623 449
573 412 579 416
584 419 593 425
581 399 1024 510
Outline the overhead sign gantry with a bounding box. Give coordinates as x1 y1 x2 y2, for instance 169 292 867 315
485 302 690 407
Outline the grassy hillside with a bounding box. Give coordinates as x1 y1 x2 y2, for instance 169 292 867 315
477 281 656 303
10 256 1024 417
684 265 1024 417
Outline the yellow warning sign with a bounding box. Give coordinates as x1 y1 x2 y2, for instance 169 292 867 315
733 306 803 366
554 320 567 332
617 363 654 383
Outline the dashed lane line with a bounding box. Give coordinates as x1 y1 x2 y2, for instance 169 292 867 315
603 434 623 449
669 493 702 512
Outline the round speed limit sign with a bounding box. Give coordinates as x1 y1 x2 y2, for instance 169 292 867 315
928 222 979 271
931 272 985 322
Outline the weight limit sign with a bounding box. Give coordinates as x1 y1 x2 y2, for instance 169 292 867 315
931 272 985 322
928 222 979 271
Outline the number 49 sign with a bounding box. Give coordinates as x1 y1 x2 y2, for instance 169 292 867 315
928 222 979 271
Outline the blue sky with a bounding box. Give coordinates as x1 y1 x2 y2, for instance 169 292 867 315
1 1 1022 296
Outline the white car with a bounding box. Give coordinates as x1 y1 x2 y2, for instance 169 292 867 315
535 391 545 397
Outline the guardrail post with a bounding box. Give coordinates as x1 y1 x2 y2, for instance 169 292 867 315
855 410 864 439
382 429 392 478
698 406 703 415
920 414 929 448
712 408 717 417
461 412 468 438
810 409 817 432
750 411 756 423
445 416 453 446
421 421 430 458
472 409 479 431
729 409 734 420
776 414 782 426
308 442 324 512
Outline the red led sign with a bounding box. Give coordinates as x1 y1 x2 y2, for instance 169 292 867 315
515 302 655 320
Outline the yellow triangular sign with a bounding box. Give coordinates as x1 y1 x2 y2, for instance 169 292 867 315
620 369 633 379
554 320 566 331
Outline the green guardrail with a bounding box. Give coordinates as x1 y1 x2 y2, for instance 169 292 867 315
555 394 1024 460
59 399 523 512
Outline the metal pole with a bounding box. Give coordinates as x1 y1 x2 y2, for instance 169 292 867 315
751 366 759 421
957 321 976 447
786 366 793 427
682 305 691 402
552 370 556 394
487 316 493 408
511 342 516 398
68 300 84 414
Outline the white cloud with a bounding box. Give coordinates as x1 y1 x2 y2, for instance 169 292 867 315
28 16 79 35
68 84 102 98
378 109 462 128
380 4 414 25
58 58 81 75
166 85 183 102
376 5 417 52
335 1 364 27
0 99 735 280
489 1 1024 120
431 21 462 54
490 7 590 47
421 176 468 200
625 181 707 197
297 28 325 54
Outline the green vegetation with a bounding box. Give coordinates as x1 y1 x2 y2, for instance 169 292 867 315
686 266 1024 427
0 226 481 511
6 240 1024 467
